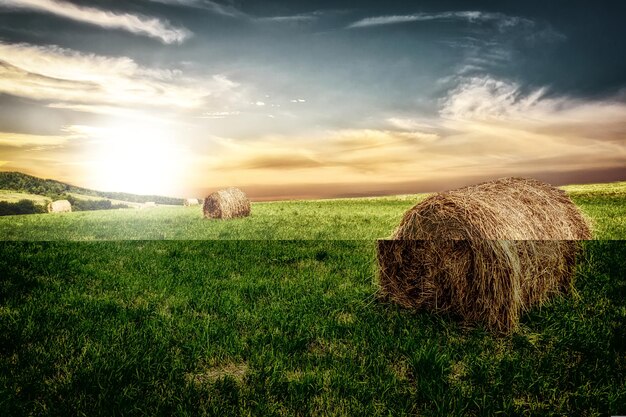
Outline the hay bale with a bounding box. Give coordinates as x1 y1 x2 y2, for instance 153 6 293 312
184 198 199 206
203 187 250 219
377 177 591 332
140 202 156 209
47 199 71 213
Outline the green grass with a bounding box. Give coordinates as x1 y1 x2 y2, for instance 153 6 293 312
563 181 626 240
0 190 141 209
0 196 424 240
0 181 625 240
0 181 625 416
1 241 624 416
0 189 50 204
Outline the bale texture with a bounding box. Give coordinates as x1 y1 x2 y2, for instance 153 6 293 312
203 187 250 220
47 199 71 213
377 177 592 332
184 198 199 206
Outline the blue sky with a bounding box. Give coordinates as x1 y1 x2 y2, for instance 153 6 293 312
0 0 624 198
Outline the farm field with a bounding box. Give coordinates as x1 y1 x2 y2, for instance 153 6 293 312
0 181 625 416
1 181 625 240
0 190 51 205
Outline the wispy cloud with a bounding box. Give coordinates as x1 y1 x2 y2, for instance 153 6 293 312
145 0 244 18
440 76 626 131
199 110 241 119
0 41 239 110
207 128 440 187
197 77 625 191
255 11 323 23
434 76 626 173
146 0 326 25
0 130 74 147
0 0 191 43
348 11 533 30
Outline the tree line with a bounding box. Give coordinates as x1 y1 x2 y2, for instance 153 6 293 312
0 172 183 204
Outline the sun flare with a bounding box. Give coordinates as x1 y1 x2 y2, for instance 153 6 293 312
87 123 188 196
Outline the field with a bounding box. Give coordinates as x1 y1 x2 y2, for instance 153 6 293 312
0 190 50 205
1 182 625 416
1 182 625 240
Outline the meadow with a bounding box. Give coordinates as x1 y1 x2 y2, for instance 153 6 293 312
0 182 625 416
0 181 625 240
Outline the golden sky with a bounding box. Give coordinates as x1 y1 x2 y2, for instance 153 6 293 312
1 1 625 199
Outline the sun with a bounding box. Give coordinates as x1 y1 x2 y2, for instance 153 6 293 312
87 122 188 196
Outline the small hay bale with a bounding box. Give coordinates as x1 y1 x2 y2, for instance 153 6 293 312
184 198 199 206
47 199 71 213
377 177 591 332
203 187 250 220
140 202 156 209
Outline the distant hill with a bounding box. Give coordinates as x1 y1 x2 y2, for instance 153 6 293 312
0 172 184 205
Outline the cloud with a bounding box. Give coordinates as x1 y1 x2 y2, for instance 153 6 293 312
208 128 439 184
199 110 241 119
145 0 245 18
198 76 625 191
387 117 436 131
440 77 546 121
348 11 533 30
0 0 190 43
433 76 626 174
440 76 626 131
0 41 240 110
146 0 322 24
255 11 323 24
0 131 74 147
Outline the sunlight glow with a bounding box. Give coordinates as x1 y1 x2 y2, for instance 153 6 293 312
87 123 188 196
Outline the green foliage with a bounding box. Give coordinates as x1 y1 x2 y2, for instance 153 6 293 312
0 172 183 205
0 199 46 216
62 195 129 212
0 190 50 204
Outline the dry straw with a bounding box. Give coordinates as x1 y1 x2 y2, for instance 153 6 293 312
377 177 592 332
203 187 250 219
47 199 71 213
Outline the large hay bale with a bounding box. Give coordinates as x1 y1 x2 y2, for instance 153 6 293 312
184 198 199 206
377 177 592 332
203 187 250 219
47 199 71 213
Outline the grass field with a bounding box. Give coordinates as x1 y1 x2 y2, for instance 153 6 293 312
1 182 625 240
66 192 143 208
0 190 51 205
0 181 625 416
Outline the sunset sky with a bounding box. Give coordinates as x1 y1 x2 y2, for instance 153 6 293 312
0 0 625 199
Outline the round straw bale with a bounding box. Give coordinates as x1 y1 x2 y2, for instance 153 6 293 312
377 177 591 332
140 202 156 209
203 187 250 219
184 198 199 206
47 199 72 213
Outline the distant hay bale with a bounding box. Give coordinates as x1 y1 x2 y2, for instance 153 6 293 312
203 187 250 220
47 199 71 213
184 198 199 206
377 177 592 332
140 202 156 209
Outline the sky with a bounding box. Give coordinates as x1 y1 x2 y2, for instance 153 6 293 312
0 0 625 199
